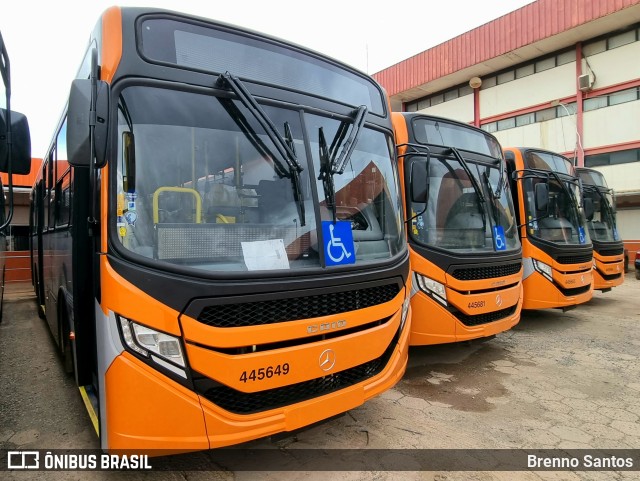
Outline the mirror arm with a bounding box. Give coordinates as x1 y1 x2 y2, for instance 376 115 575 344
87 49 99 235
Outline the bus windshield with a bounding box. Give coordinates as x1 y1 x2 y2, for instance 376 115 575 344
521 151 589 246
578 170 618 242
114 84 403 272
407 151 519 254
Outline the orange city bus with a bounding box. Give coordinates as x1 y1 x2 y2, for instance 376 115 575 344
0 30 31 320
393 113 522 345
576 167 625 292
503 147 593 310
30 7 411 453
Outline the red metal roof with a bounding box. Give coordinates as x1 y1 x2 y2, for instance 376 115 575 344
373 0 640 97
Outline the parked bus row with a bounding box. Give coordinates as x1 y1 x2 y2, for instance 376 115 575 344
23 7 624 456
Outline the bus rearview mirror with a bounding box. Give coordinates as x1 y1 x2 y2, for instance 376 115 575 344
67 78 110 168
583 197 594 221
0 108 32 174
534 182 549 212
410 160 429 204
123 131 136 193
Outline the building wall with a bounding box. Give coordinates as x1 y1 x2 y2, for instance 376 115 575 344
423 94 474 124
480 62 576 118
616 209 640 239
584 37 640 89
583 101 640 151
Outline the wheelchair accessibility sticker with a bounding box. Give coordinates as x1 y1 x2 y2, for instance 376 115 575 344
493 225 507 251
578 226 586 244
322 221 356 266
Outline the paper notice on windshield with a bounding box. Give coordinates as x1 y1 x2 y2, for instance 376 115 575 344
241 239 290 271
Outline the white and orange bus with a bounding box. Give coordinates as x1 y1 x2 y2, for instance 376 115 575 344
504 147 593 310
393 113 522 345
30 7 411 453
576 167 625 292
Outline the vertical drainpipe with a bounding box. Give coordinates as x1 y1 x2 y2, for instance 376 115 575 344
470 77 482 127
576 42 585 167
473 86 481 128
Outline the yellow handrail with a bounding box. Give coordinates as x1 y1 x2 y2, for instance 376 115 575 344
152 187 202 224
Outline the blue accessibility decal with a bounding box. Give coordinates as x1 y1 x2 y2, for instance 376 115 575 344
493 225 507 251
578 226 586 244
322 221 356 266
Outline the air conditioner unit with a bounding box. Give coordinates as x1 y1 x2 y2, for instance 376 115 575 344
578 73 594 92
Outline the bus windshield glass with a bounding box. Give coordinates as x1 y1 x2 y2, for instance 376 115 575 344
412 118 503 157
139 18 384 114
522 151 589 245
578 170 617 242
114 85 403 272
407 152 519 254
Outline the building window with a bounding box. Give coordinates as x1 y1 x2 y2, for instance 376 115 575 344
417 98 431 110
535 57 555 72
459 85 474 97
515 64 534 79
482 76 497 89
497 117 516 130
516 113 535 127
608 29 636 49
584 87 639 111
585 148 640 167
583 39 606 56
481 122 497 133
497 71 515 85
535 107 556 122
556 102 577 117
609 87 639 106
444 89 458 101
584 96 608 111
556 50 575 66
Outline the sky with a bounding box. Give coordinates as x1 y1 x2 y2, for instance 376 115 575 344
1 0 535 157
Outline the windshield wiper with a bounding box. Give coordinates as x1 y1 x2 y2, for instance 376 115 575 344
445 147 487 230
317 105 368 222
318 127 337 222
284 121 305 227
216 72 306 226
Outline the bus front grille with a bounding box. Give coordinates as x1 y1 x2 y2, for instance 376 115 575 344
194 328 400 414
450 262 522 281
197 283 400 328
556 254 592 265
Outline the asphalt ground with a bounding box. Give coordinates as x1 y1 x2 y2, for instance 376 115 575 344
1 273 639 480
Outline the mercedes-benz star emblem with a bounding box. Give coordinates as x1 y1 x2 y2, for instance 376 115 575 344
496 294 503 307
319 349 336 372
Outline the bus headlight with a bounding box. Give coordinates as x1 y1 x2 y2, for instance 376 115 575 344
118 317 187 376
415 273 447 306
532 259 553 281
400 297 410 332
